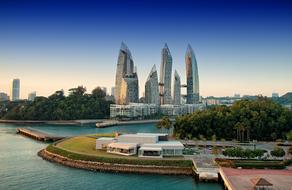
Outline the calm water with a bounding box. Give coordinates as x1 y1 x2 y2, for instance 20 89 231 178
0 123 223 190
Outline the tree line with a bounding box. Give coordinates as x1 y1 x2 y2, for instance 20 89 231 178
174 97 292 141
0 86 113 120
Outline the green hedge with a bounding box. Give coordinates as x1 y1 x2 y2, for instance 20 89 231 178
234 160 285 169
46 144 192 168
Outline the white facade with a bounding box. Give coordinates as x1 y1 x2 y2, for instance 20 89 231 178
96 133 184 158
110 103 159 118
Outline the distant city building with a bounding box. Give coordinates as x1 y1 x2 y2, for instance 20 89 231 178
145 65 160 105
114 42 139 105
111 87 115 97
11 78 20 101
101 87 107 95
28 91 36 101
160 103 205 116
160 43 173 105
272 92 279 98
173 70 181 105
0 92 9 102
185 44 199 103
234 93 240 98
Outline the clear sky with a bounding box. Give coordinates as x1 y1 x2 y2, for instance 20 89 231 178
0 0 292 99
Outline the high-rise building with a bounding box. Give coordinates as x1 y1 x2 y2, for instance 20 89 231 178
0 92 9 102
145 65 160 105
160 43 173 105
111 87 115 97
120 73 139 105
115 42 139 104
11 79 20 101
173 70 181 105
185 44 199 104
28 91 36 101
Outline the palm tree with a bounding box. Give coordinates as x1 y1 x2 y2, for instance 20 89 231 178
156 116 171 132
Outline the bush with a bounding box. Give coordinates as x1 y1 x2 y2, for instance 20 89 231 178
288 147 292 155
270 147 285 157
46 144 192 168
223 147 265 158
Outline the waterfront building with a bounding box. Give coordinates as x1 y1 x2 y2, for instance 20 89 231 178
145 65 160 105
28 91 36 101
96 133 184 158
185 44 199 103
173 70 181 105
160 43 173 105
115 42 139 105
11 78 20 101
0 92 9 102
110 103 159 119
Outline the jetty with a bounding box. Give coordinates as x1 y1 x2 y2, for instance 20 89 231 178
16 128 65 142
192 157 219 181
96 119 175 128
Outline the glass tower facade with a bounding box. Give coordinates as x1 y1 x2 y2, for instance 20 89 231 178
173 70 181 105
145 65 159 105
185 44 199 104
11 78 20 101
115 42 139 104
159 43 173 105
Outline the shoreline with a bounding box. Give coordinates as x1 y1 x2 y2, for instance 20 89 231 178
38 149 193 175
0 119 103 126
96 119 175 128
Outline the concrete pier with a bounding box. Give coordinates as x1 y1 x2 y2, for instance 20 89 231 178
16 128 65 142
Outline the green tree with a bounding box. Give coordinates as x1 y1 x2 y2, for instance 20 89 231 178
156 116 171 132
270 147 285 157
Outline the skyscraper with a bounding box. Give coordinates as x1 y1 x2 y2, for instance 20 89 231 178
145 65 159 105
11 79 20 101
173 70 181 105
115 42 139 104
111 87 115 97
160 43 172 105
28 91 36 101
185 44 199 104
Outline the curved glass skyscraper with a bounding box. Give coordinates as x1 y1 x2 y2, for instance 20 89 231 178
173 70 181 105
145 65 159 105
160 43 173 105
185 44 199 104
115 42 139 104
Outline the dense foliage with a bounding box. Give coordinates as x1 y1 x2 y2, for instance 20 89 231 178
174 97 292 141
270 147 285 157
46 144 192 167
0 86 113 120
222 147 265 158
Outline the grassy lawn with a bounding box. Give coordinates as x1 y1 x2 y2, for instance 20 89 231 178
56 136 184 160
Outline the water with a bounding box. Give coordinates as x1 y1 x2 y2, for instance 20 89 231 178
0 123 223 190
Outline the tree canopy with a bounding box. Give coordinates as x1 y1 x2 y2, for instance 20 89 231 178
0 86 113 120
174 97 292 141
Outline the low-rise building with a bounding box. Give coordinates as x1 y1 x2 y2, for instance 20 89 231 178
96 133 184 158
0 92 9 102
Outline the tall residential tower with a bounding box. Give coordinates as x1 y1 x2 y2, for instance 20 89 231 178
115 42 139 104
11 79 20 101
185 44 199 103
159 43 173 104
173 70 181 105
145 65 160 105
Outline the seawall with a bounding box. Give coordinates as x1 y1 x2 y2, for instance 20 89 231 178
38 149 193 175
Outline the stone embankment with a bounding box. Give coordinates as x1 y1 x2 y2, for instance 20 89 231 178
38 149 193 175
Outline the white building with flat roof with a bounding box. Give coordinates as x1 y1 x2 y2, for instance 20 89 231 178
96 133 184 158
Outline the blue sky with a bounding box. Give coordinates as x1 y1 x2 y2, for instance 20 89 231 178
0 0 292 98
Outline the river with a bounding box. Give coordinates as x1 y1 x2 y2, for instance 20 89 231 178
0 123 223 190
